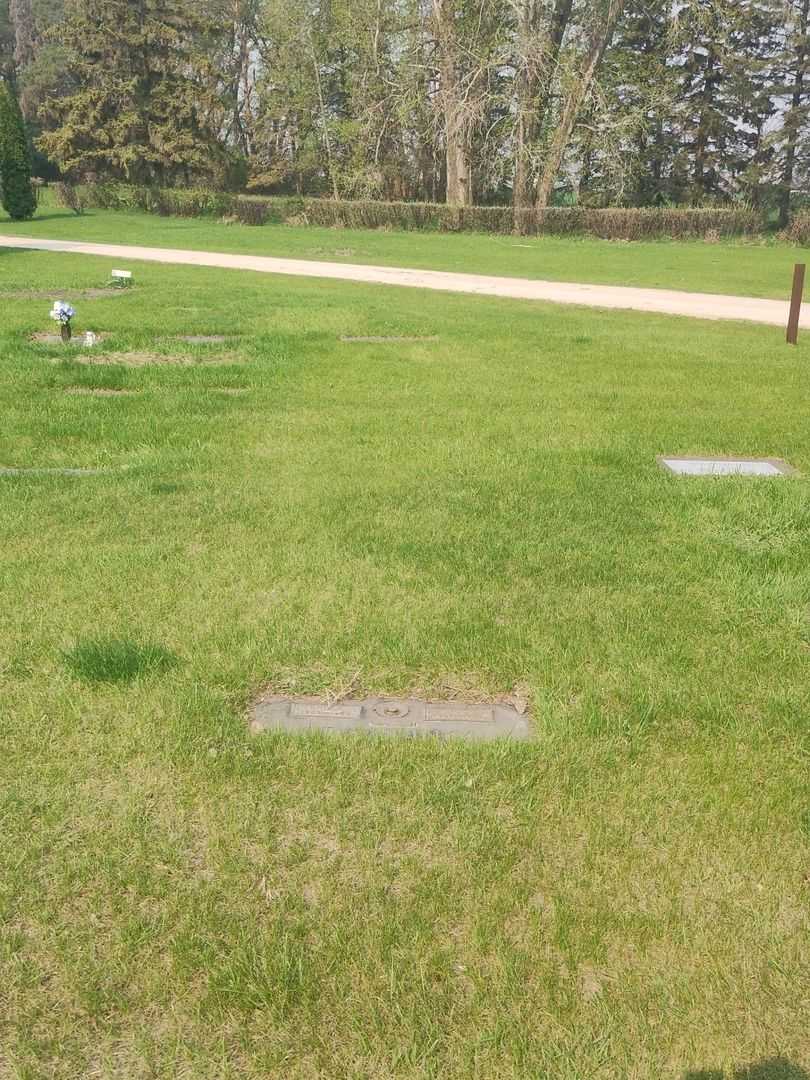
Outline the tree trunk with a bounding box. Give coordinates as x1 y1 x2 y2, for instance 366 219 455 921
512 0 538 213
432 0 471 206
779 0 810 229
651 118 663 203
230 0 257 158
578 112 596 200
692 47 717 203
535 0 624 211
310 34 340 200
7 0 35 113
444 94 470 205
9 0 34 71
512 0 573 214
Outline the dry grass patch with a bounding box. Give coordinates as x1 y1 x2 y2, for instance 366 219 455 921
61 350 244 367
253 672 532 715
63 387 140 397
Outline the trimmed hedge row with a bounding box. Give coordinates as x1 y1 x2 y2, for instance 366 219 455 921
535 206 759 239
80 182 235 218
74 182 762 239
247 197 761 239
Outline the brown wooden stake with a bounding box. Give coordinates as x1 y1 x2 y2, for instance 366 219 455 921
786 263 805 345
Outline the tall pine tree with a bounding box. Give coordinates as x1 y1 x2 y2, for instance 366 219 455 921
590 0 679 206
39 0 227 185
773 0 810 224
0 75 36 219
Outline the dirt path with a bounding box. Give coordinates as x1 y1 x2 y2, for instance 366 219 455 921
2 234 805 329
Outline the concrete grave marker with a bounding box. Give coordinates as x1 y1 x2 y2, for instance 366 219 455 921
340 335 439 343
177 335 231 345
251 696 532 741
659 456 795 477
31 331 110 347
0 466 112 476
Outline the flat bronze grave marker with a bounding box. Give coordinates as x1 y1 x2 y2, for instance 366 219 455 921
251 697 531 741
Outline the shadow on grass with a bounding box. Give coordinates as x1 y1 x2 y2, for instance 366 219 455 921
685 1059 810 1080
63 637 180 683
1 213 86 228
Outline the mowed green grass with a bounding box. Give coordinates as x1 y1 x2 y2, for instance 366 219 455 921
1 197 809 299
1 247 809 1079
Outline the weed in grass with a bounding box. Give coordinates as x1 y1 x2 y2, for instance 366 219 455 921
62 638 179 683
64 386 139 396
1 652 35 679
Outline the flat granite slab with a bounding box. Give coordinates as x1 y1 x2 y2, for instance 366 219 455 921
340 336 439 343
31 332 110 346
176 335 232 345
251 697 532 741
658 456 795 477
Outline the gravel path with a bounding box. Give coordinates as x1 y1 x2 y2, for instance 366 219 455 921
2 234 805 329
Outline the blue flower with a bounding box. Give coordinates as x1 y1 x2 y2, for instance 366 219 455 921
50 301 76 324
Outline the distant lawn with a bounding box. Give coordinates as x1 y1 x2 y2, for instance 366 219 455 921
1 248 809 1078
1 197 809 300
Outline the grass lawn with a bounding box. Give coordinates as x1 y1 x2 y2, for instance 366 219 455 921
1 197 809 300
1 246 809 1078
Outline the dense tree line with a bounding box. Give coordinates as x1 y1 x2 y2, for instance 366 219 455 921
0 0 808 218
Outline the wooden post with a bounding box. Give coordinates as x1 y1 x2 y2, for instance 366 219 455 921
786 263 805 345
